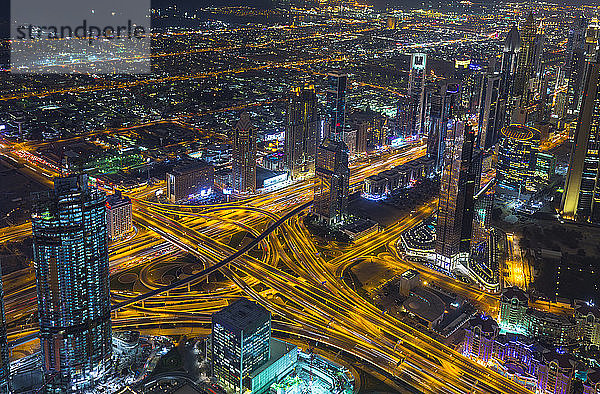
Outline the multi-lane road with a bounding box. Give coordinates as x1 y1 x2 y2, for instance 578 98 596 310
0 135 535 393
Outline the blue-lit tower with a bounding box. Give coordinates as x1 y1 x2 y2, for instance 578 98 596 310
32 174 112 392
325 71 348 141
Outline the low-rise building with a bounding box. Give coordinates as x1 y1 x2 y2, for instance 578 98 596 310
499 287 529 333
166 161 214 203
112 331 142 374
399 269 420 296
575 303 600 348
246 339 298 394
461 317 580 394
380 169 401 192
363 175 387 199
525 308 581 347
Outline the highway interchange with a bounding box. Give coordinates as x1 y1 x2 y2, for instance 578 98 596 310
0 132 536 394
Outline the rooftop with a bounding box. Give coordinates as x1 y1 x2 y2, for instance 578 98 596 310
500 124 541 142
248 338 297 378
212 298 270 334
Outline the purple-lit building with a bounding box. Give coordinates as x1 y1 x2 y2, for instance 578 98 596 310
462 314 498 363
461 315 579 394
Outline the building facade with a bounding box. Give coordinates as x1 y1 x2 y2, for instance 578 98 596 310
501 26 521 125
211 298 271 394
575 304 600 348
425 81 460 171
407 53 427 136
496 124 541 198
106 190 133 240
232 112 257 193
565 16 588 116
435 121 477 272
513 13 537 102
478 72 504 149
285 85 318 180
325 72 347 141
166 161 214 203
499 287 529 332
462 321 578 394
313 138 349 224
561 55 600 222
462 314 499 363
32 174 112 392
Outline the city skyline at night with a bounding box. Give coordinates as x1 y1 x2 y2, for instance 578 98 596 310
1 0 600 393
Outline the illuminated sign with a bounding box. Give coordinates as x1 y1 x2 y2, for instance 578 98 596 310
411 53 427 70
390 137 404 147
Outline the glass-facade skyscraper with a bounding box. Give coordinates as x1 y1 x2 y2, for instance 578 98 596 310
565 16 588 116
325 71 347 141
211 298 271 394
232 112 257 193
561 55 600 223
435 121 477 272
425 81 460 171
513 12 537 101
314 138 350 224
285 85 318 180
496 124 541 197
32 174 112 392
407 53 427 137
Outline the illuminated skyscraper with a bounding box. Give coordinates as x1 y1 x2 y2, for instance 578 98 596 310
325 71 347 141
212 298 271 394
314 138 349 224
585 17 599 61
478 72 503 149
499 26 521 128
565 16 588 116
435 121 477 272
285 85 318 180
496 124 541 197
561 55 600 222
0 266 9 394
232 112 257 193
425 81 460 171
407 53 427 136
513 12 537 100
32 174 111 392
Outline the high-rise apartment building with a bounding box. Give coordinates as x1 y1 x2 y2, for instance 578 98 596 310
32 174 112 392
106 190 133 240
435 121 477 272
325 71 347 141
313 138 349 224
561 55 600 222
232 112 257 193
496 124 541 197
211 298 271 394
285 85 318 180
407 53 427 136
